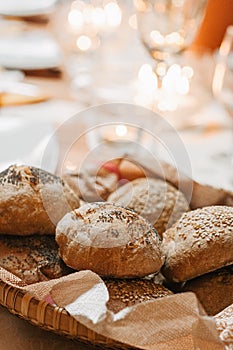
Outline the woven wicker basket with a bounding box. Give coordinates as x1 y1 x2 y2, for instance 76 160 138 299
0 280 136 349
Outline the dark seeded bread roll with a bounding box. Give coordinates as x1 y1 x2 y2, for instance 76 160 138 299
0 235 74 284
162 206 233 282
104 279 173 313
107 178 189 237
180 265 233 315
56 202 165 278
0 165 80 235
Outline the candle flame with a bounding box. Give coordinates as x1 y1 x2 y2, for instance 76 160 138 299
115 124 128 137
76 35 92 51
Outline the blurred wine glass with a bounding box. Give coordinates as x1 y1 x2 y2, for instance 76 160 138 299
212 25 233 118
51 0 122 104
135 0 207 79
134 0 208 115
212 25 233 176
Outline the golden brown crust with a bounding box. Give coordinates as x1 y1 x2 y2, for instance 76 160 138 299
0 165 80 235
56 202 165 278
107 178 189 237
181 265 233 315
104 279 173 313
0 234 74 284
161 206 233 282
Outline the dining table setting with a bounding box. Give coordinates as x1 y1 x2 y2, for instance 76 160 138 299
0 0 233 349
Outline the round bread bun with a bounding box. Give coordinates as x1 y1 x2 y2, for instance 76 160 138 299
104 279 173 313
63 162 118 202
181 265 233 316
0 165 80 235
56 202 165 278
107 177 189 236
161 206 233 283
0 234 73 284
214 303 233 347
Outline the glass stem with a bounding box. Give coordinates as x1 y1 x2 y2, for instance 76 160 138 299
153 60 169 88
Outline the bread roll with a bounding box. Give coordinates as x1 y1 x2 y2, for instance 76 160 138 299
0 165 80 235
105 279 172 313
63 163 118 202
214 303 233 348
0 235 73 284
56 202 164 278
162 206 233 282
108 178 189 236
180 265 233 315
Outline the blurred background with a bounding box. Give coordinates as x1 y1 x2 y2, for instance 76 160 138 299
0 0 232 189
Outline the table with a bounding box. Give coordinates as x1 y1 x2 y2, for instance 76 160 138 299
0 4 232 349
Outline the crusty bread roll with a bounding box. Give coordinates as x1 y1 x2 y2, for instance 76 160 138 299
107 177 189 236
0 235 73 284
214 303 233 348
56 202 165 278
118 159 146 181
180 265 233 315
105 279 173 313
0 165 80 235
161 206 233 282
63 163 118 202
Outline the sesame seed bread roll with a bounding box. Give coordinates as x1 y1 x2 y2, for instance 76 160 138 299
107 178 189 237
56 202 165 278
0 235 73 284
0 165 80 235
105 279 173 313
161 206 233 283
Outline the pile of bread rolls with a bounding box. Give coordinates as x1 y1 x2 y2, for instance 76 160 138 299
0 165 79 283
0 163 233 314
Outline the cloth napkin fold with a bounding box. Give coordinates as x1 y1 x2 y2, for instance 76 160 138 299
22 270 225 350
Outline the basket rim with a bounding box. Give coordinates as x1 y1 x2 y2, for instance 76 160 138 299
0 279 133 349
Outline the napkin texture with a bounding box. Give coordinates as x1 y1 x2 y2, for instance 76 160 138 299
0 268 225 350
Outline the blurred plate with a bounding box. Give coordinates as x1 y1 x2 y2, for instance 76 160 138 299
0 0 57 17
0 30 62 70
0 81 50 106
0 117 59 173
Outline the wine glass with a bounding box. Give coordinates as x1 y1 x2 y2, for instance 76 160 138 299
211 25 233 183
135 0 207 78
50 0 122 103
134 0 208 115
212 25 233 118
